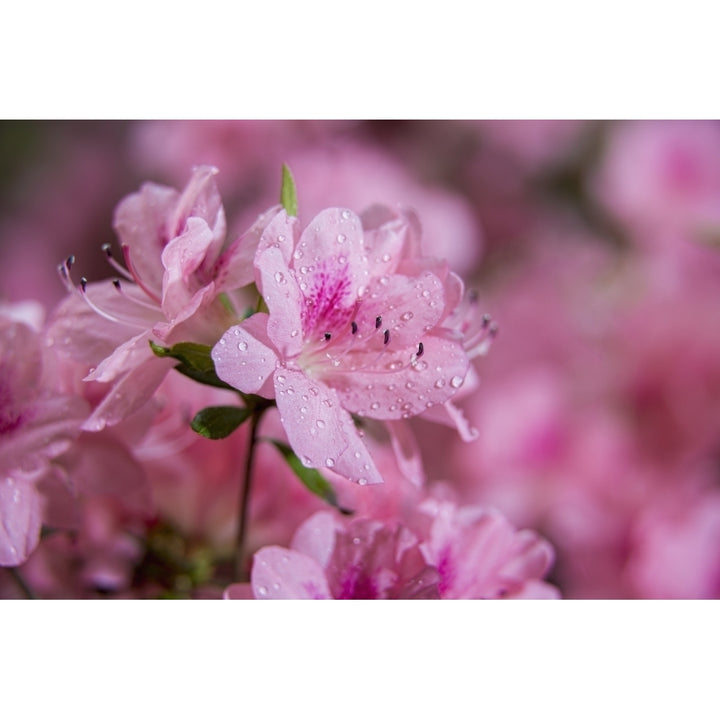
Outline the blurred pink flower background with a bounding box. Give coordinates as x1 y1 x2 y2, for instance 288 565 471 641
1 119 719 599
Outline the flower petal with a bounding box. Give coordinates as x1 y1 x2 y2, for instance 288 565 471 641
214 205 284 291
0 473 42 567
294 208 370 300
274 368 383 484
291 510 341 567
252 546 332 599
331 334 469 421
255 247 304 357
212 314 278 397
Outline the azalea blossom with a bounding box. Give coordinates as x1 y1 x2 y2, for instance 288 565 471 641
212 205 484 485
0 310 88 566
48 166 274 431
225 497 559 600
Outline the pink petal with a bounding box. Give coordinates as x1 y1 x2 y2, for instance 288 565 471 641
274 368 383 485
82 357 173 432
86 330 153 383
211 314 279 397
214 205 284 291
352 272 445 347
252 546 332 599
255 247 304 357
291 510 341 567
332 334 470 420
113 181 178 299
160 217 215 318
386 421 426 487
360 205 423 275
167 165 226 269
0 473 42 567
500 530 556 584
293 208 370 300
256 208 299 266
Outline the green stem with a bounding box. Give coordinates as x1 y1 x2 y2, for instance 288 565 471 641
234 407 265 583
8 567 36 599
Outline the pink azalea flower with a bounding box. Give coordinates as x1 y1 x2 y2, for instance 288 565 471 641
229 510 441 599
0 312 88 566
225 496 560 599
417 499 560 599
48 166 273 431
211 205 477 485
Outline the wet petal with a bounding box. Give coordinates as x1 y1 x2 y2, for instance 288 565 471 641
252 546 332 599
0 473 42 567
332 334 469 420
212 314 278 397
274 368 383 485
294 208 370 301
255 247 304 357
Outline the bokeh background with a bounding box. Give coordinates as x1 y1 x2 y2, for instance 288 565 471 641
2 119 719 598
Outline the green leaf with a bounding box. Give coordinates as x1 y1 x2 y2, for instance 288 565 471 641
267 440 353 515
149 340 234 391
280 164 298 217
191 405 252 439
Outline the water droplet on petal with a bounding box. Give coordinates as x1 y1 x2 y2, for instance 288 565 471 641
274 271 285 284
401 311 414 321
341 210 351 219
358 477 367 485
434 379 445 388
325 457 335 467
370 401 380 410
238 341 248 351
450 375 464 388
337 233 346 244
257 585 268 596
381 253 391 262
302 455 312 466
277 234 286 242
316 419 326 428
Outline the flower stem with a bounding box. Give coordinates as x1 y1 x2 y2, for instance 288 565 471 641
8 567 36 599
234 407 264 583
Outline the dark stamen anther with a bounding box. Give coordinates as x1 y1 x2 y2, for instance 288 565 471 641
112 279 121 291
67 255 75 268
489 323 498 338
481 313 491 328
324 332 332 341
80 277 88 292
469 289 479 303
417 342 424 357
383 329 390 345
102 243 113 256
375 316 382 329
351 321 358 335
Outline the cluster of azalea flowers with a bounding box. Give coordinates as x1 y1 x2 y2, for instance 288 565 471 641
0 163 559 599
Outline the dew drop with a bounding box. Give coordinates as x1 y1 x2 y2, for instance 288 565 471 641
381 253 391 262
219 337 226 345
341 210 351 219
238 341 248 351
256 585 268 596
277 234 286 243
434 378 446 389
316 419 326 428
286 387 295 394
325 457 336 468
401 311 414 321
422 290 430 298
370 401 380 410
302 455 312 466
358 477 368 486
294 248 304 260
354 451 361 459
450 375 464 389
337 233 347 244
274 271 285 283
405 381 415 389
291 329 299 337
412 360 428 372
